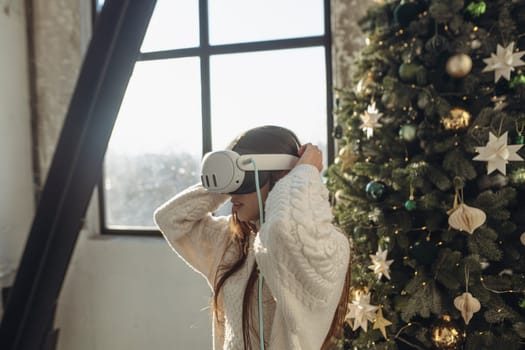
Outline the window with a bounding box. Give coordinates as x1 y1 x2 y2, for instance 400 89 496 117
97 0 333 235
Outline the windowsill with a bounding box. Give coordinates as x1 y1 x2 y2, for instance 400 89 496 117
85 187 163 240
83 228 164 241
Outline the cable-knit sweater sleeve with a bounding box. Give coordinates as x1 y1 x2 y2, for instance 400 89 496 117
154 184 231 287
254 164 350 350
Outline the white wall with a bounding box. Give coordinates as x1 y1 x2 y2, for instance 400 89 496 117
0 1 34 291
56 230 213 350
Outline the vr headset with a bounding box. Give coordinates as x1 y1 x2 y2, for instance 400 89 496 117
200 150 298 194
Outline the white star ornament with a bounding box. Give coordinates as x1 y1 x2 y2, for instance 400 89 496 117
368 246 394 280
346 292 379 332
360 102 383 138
473 132 523 175
482 42 525 82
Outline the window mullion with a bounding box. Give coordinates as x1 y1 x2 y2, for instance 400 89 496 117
323 0 334 164
200 0 212 154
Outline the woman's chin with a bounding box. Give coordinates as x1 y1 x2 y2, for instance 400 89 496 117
234 211 255 223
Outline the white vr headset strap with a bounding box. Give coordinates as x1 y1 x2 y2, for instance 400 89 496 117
200 151 298 194
237 154 298 171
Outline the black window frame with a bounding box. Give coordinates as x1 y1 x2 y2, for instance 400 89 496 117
96 0 334 236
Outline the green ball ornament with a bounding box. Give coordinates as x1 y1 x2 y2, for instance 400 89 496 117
398 63 420 82
381 92 397 109
366 181 387 201
404 199 417 211
465 1 487 18
399 63 427 85
510 74 525 89
515 135 525 144
399 124 417 142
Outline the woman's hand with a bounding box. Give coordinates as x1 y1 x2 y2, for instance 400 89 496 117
296 143 323 172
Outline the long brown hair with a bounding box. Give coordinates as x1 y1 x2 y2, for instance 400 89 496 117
321 252 352 350
212 214 263 349
213 216 352 349
211 126 352 349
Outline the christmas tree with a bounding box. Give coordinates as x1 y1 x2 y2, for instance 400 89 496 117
327 0 525 349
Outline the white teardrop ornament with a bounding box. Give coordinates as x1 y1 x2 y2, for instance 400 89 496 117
448 203 486 234
454 292 481 325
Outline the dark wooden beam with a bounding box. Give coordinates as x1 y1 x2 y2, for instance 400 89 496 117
0 1 156 349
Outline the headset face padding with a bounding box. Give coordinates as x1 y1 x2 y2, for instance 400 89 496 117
200 150 298 194
230 171 270 195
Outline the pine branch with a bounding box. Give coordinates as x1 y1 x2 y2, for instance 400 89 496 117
513 322 525 338
443 148 477 180
484 294 522 323
467 227 503 261
426 165 452 191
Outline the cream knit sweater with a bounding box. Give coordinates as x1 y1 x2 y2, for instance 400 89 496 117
154 164 350 350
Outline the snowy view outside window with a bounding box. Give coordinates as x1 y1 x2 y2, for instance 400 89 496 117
101 0 328 230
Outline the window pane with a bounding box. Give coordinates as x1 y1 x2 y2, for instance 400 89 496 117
140 0 199 52
104 58 202 228
208 0 324 45
95 0 104 12
210 47 327 166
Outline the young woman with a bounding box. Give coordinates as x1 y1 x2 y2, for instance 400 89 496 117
154 125 351 350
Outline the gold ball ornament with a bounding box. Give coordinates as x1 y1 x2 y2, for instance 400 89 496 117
442 108 471 130
521 232 525 246
446 53 473 78
431 318 463 349
336 145 359 171
334 190 351 206
355 72 375 96
432 326 462 349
